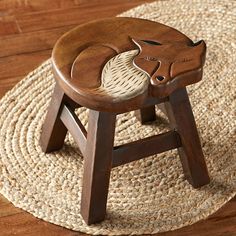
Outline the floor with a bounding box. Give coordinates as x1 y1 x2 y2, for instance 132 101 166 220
0 0 235 235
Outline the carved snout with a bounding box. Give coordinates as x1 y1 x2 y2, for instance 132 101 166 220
149 62 172 86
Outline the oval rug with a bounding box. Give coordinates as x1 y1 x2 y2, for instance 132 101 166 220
0 0 236 235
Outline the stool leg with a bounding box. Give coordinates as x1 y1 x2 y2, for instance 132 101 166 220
135 105 156 124
81 110 116 225
40 83 69 153
165 88 210 188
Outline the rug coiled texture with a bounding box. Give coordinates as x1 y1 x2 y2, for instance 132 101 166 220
0 0 236 235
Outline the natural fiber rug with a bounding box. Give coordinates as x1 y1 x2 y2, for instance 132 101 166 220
0 0 236 235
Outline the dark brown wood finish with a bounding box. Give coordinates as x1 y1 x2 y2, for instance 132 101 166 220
60 104 87 156
132 38 206 97
39 17 210 224
52 17 194 112
81 110 116 225
135 105 157 124
1 1 235 235
112 131 181 168
40 82 79 153
40 83 69 153
164 88 210 188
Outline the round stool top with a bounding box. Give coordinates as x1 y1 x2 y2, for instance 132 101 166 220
52 17 206 112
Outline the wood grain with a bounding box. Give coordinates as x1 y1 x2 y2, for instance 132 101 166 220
0 26 73 58
60 104 87 156
165 88 210 188
112 130 181 168
40 83 70 153
0 50 51 78
0 15 20 36
0 0 235 235
52 17 194 112
81 110 116 224
16 1 154 32
133 39 206 97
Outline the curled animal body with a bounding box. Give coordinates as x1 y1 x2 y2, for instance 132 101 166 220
71 38 206 101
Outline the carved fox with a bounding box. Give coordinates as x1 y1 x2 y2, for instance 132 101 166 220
71 37 207 99
132 38 206 88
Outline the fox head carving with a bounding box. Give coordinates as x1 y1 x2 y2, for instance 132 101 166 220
132 38 206 86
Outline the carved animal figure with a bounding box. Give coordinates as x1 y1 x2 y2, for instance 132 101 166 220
132 38 206 86
70 37 206 100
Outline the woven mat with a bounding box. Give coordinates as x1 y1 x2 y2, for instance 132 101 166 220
0 0 236 235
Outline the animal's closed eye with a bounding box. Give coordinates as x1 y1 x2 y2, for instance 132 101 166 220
141 40 162 46
140 56 158 61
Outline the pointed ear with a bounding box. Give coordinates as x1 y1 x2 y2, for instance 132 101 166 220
131 38 146 50
195 40 207 64
191 40 207 62
192 40 206 52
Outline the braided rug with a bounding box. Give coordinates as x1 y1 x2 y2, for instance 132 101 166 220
0 0 235 235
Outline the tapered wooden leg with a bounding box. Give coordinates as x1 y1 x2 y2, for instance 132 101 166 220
135 105 156 124
165 88 210 188
81 110 116 225
40 83 70 153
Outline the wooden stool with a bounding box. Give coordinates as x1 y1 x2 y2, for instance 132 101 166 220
40 17 210 225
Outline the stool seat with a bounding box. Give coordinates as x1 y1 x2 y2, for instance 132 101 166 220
52 17 206 113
